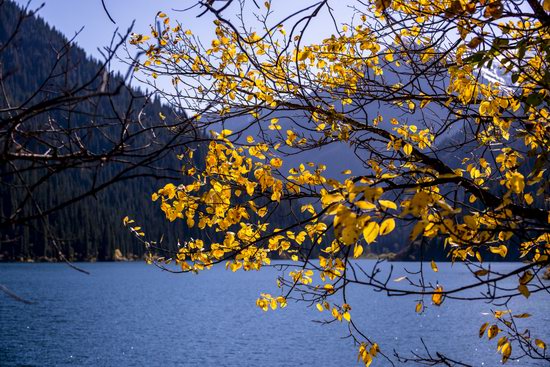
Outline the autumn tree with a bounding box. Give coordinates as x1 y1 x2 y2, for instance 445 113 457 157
126 0 550 365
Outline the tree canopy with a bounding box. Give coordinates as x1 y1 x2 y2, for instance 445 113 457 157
126 0 550 365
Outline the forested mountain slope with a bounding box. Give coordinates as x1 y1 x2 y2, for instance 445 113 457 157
0 1 205 261
0 1 309 261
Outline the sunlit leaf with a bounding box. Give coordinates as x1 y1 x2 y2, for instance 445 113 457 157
353 244 364 259
379 218 395 235
379 200 397 210
363 222 379 244
488 325 500 340
535 339 546 350
432 285 444 306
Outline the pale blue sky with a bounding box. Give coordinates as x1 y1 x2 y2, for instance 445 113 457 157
14 0 356 77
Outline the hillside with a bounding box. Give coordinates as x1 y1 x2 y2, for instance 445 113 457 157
0 1 207 261
0 1 311 262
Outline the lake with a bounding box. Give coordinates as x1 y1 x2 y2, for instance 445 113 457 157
1 261 548 366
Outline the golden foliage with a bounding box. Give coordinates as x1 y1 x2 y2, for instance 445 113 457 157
126 0 550 364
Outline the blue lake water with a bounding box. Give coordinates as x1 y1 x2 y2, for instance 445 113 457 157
1 261 548 366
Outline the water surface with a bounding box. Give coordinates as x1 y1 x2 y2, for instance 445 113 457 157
1 261 548 366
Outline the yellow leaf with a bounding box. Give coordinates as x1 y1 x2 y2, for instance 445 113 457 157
363 221 379 244
285 130 297 146
524 193 534 205
256 298 268 311
370 343 379 357
298 50 311 61
219 129 233 137
343 311 351 322
122 216 134 226
324 284 335 293
269 121 281 130
403 143 413 155
474 269 489 277
409 221 426 241
355 201 376 210
518 284 530 298
379 200 397 210
544 0 550 12
379 218 395 235
415 302 423 313
276 296 287 308
270 157 283 168
489 245 508 258
507 171 525 194
519 270 534 285
501 342 511 364
463 215 478 230
339 225 360 245
431 260 438 272
375 0 392 12
353 244 364 258
488 325 500 340
479 322 489 338
432 285 444 306
494 310 510 319
321 192 344 206
316 303 324 312
467 36 483 49
535 339 546 350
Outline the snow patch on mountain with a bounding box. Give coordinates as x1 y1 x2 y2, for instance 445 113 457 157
479 61 514 94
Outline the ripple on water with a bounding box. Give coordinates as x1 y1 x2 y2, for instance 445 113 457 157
0 261 549 366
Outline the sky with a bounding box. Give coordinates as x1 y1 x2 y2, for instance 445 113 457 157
13 0 356 80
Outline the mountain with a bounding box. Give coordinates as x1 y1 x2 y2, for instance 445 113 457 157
0 0 311 262
0 0 208 261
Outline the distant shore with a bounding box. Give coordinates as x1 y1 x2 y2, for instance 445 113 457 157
0 249 142 263
1 254 544 264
